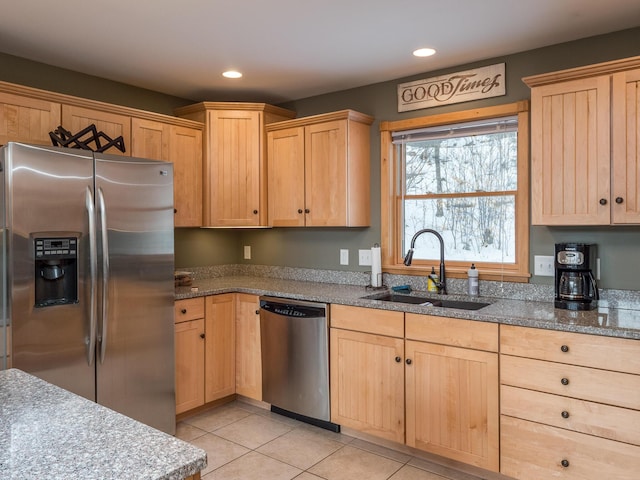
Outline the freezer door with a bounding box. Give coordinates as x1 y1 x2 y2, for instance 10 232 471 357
7 143 96 400
95 154 175 434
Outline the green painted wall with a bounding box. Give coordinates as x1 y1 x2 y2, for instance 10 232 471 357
3 28 640 289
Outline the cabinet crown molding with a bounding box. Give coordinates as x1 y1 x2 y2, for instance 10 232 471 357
523 55 640 87
266 109 374 131
174 101 296 119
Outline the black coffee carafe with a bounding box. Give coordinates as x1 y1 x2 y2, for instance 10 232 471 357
554 243 598 310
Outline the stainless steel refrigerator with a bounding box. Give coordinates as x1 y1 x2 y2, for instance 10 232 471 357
0 142 176 435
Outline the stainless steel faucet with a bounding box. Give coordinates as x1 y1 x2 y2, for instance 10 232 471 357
403 228 447 294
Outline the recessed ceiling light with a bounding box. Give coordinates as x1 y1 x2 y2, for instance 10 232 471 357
413 48 436 58
222 70 242 79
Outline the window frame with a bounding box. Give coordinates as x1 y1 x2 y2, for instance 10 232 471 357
379 101 531 282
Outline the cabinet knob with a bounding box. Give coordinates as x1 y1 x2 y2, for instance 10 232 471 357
181 308 187 314
200 333 205 339
298 209 303 214
253 209 258 215
395 356 402 363
615 197 624 204
561 377 570 386
174 208 177 214
561 410 570 419
561 345 569 353
599 198 607 205
255 310 260 315
405 358 412 365
304 208 310 214
561 459 570 468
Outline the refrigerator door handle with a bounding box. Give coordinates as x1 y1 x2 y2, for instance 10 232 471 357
86 187 98 366
97 187 109 364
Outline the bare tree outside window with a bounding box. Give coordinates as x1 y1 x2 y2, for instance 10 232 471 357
400 123 518 263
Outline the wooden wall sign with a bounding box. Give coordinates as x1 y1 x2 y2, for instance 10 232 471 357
397 63 506 112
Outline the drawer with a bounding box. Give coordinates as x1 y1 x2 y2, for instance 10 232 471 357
501 384 640 445
406 313 498 351
501 416 640 480
500 325 640 374
174 297 205 323
331 304 404 337
501 355 640 410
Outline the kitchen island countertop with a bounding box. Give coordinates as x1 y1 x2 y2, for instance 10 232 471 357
0 369 207 480
176 275 640 340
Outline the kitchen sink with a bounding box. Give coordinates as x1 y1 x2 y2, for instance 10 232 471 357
362 293 491 311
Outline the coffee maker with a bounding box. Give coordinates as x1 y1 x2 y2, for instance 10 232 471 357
554 243 598 310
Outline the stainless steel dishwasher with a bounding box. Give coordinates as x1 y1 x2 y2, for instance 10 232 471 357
260 296 339 432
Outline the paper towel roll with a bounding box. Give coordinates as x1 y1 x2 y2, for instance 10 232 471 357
371 245 382 287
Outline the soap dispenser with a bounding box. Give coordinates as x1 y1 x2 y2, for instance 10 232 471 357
467 264 479 296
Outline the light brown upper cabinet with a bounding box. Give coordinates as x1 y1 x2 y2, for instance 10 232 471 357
524 56 640 225
131 118 203 227
61 105 131 156
0 91 60 146
175 102 295 227
266 110 373 227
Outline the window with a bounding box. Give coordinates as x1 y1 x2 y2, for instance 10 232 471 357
380 102 530 281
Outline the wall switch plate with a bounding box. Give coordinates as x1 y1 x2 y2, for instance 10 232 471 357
359 249 372 266
243 245 251 260
534 255 554 276
340 249 349 265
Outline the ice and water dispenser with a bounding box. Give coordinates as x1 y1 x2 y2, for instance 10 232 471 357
34 236 78 307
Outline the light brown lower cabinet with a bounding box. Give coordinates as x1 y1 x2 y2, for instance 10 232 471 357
500 325 640 480
329 305 499 472
204 294 236 403
235 293 262 401
174 298 206 415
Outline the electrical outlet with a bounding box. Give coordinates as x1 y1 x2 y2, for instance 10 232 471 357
340 249 349 265
534 255 554 276
243 245 251 260
359 249 372 266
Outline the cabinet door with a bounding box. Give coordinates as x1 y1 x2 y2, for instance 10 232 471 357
330 328 405 443
61 105 131 156
267 127 306 226
131 117 169 161
204 294 236 402
530 76 611 225
170 125 203 227
305 120 348 226
0 92 61 146
235 293 262 400
405 340 499 472
612 68 640 224
175 318 205 414
207 110 263 226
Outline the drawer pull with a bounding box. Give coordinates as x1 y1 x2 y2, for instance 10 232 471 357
561 377 570 386
561 459 570 468
561 410 570 418
181 308 187 314
560 344 569 353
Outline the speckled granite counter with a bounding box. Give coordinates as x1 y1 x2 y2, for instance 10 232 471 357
0 369 207 480
176 275 640 340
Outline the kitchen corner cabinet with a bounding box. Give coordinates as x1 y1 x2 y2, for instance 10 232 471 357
175 102 296 227
524 56 640 225
266 110 373 227
500 325 640 480
174 298 206 415
204 294 236 402
235 293 262 401
0 91 60 146
131 118 203 227
330 305 405 443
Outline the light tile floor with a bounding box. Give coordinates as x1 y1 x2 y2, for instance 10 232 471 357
176 400 492 480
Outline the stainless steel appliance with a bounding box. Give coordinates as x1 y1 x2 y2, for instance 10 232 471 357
0 142 176 434
554 243 598 311
259 296 338 432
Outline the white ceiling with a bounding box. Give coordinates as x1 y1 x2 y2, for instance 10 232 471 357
1 1 639 104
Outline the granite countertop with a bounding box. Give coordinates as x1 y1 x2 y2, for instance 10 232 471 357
176 275 640 340
0 369 207 480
